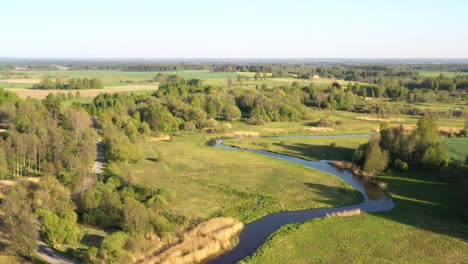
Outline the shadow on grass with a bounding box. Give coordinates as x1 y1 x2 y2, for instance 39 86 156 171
275 142 355 161
375 170 468 241
146 157 159 162
80 233 104 248
303 182 363 206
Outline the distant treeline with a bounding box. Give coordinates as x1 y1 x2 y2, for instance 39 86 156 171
33 77 103 89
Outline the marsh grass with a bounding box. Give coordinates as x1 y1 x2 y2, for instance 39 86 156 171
326 208 362 217
142 217 243 264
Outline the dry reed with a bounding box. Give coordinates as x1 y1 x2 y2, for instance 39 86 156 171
141 217 244 264
327 208 362 217
223 131 260 138
355 116 404 122
301 127 334 132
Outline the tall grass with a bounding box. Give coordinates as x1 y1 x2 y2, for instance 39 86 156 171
142 217 243 264
326 208 362 217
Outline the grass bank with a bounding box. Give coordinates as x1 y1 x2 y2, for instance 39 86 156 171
242 151 468 263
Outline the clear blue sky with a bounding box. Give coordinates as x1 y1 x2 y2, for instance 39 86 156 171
1 0 467 58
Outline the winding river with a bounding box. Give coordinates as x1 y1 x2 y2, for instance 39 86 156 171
206 134 394 264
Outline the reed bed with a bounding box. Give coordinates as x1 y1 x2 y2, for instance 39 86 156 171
142 217 243 264
301 127 334 132
326 208 362 218
223 131 260 138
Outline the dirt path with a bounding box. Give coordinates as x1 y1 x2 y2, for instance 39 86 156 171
92 140 105 176
36 240 74 264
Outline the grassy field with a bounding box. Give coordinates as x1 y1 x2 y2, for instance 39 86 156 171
444 137 468 162
7 85 156 99
243 157 468 263
419 71 468 77
0 70 238 87
225 136 369 161
128 133 362 222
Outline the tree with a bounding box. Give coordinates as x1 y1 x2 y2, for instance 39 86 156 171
237 75 244 87
0 147 7 179
465 111 468 130
34 176 76 216
3 184 38 259
222 105 242 121
122 198 151 234
37 209 81 246
227 77 233 88
100 231 130 262
363 139 389 173
254 72 260 80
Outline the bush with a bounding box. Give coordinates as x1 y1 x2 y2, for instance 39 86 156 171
394 159 408 171
245 116 265 125
182 121 196 131
330 142 336 147
317 119 334 127
460 129 467 137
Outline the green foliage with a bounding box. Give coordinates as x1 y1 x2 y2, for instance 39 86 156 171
100 232 130 262
363 140 389 173
3 183 38 258
122 198 151 234
33 77 103 90
357 118 450 171
37 209 81 246
422 143 449 168
394 159 409 171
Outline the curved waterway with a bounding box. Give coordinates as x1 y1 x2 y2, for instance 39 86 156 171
206 134 394 264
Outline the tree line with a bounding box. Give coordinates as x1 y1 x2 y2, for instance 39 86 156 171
33 77 103 90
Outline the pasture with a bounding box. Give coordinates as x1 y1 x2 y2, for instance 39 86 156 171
242 148 468 263
444 137 468 162
128 133 362 222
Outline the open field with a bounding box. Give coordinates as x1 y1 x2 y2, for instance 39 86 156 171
128 133 362 222
7 85 156 99
243 157 468 263
444 137 468 162
0 70 238 87
0 78 41 84
1 70 361 93
419 71 468 77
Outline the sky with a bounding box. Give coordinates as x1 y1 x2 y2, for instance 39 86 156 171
1 0 467 58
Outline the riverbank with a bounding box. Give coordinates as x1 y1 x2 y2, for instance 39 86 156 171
242 164 468 263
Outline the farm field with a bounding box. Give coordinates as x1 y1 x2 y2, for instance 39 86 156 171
7 85 156 99
419 71 468 77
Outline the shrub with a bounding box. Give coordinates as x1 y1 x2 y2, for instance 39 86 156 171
100 232 130 262
330 142 336 147
460 129 467 137
183 121 196 131
245 116 265 125
317 119 334 127
394 159 408 171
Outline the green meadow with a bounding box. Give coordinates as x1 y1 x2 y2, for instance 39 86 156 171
241 143 468 264
128 133 362 223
